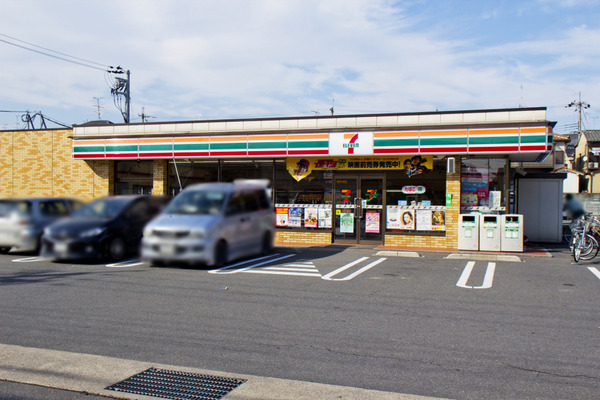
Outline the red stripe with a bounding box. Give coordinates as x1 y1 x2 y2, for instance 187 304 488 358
173 151 210 157
209 151 248 156
248 150 288 156
106 153 139 158
373 148 419 154
469 146 519 152
420 147 468 153
287 149 329 155
73 154 104 159
138 152 173 158
520 145 546 151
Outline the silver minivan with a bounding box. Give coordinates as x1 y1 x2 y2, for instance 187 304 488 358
141 181 275 267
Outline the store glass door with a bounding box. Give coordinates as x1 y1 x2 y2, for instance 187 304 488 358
334 174 384 244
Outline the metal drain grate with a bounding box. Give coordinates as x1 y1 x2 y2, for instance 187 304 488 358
106 367 246 400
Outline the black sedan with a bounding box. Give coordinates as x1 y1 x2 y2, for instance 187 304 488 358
41 195 170 262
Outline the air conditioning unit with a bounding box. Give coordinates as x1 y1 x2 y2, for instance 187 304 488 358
588 162 599 169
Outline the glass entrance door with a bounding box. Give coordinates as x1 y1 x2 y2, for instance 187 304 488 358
334 174 384 244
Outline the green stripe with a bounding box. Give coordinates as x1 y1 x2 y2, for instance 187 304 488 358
547 135 553 143
420 137 467 146
374 138 419 147
469 136 519 145
248 142 287 149
174 143 209 151
139 144 172 152
73 146 104 153
288 141 328 148
106 145 137 152
520 135 546 144
210 142 247 150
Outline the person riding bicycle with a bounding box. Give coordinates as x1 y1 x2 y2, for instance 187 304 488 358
563 193 585 222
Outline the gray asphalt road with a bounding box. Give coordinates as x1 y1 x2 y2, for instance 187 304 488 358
0 245 598 399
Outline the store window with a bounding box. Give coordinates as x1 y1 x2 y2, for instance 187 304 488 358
273 160 333 229
167 161 218 196
221 160 274 183
385 158 447 232
460 158 507 212
115 161 153 195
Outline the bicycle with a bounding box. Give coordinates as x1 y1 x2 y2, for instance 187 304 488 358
571 215 600 263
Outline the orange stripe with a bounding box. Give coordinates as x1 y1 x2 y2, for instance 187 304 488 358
139 137 172 144
173 137 209 143
247 134 288 141
210 135 247 142
73 139 105 145
288 133 329 140
521 127 546 134
420 129 467 137
105 138 137 144
374 131 419 138
469 128 519 135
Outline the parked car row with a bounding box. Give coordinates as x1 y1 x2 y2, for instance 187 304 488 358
0 180 276 266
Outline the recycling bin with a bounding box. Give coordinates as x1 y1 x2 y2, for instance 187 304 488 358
501 214 524 252
479 215 501 251
458 214 480 250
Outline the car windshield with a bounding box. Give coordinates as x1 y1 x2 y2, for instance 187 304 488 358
72 197 131 219
165 190 226 215
0 200 30 217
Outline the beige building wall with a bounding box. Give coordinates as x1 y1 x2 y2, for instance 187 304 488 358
0 129 111 201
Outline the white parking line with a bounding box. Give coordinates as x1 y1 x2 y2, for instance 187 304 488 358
588 267 600 281
321 257 386 281
12 257 51 263
208 254 295 274
456 261 496 289
106 259 145 268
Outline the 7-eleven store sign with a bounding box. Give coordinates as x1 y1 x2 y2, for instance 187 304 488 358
329 132 374 156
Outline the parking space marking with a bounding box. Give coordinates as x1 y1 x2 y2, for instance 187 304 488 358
321 257 387 281
588 267 600 281
208 254 296 274
106 259 145 268
11 256 51 263
456 261 496 289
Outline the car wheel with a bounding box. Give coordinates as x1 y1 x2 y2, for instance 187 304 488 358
107 237 126 262
261 231 273 255
214 240 228 268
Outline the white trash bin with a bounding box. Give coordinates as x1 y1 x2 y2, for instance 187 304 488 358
501 214 524 252
479 215 501 251
458 214 480 251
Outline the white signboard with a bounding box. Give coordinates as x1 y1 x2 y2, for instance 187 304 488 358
329 132 374 156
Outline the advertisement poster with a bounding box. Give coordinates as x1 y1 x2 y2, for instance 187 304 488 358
340 212 354 233
386 207 402 229
288 207 303 227
432 210 446 231
461 165 489 207
318 208 332 228
365 212 380 233
304 207 318 228
399 209 415 230
416 209 432 231
276 208 289 227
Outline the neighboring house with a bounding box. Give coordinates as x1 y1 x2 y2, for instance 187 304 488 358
574 129 600 193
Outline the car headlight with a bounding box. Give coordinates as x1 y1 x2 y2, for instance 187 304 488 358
143 227 153 238
80 227 105 238
190 229 205 239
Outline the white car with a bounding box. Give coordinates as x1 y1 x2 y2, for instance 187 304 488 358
142 181 275 267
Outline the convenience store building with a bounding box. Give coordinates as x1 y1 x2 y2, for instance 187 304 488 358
68 107 553 250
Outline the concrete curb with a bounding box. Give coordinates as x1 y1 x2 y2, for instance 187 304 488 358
375 250 421 258
0 343 447 400
445 253 523 262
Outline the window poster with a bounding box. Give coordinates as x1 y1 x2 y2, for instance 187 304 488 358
432 210 446 231
386 207 401 229
399 209 415 230
416 209 432 231
318 208 332 228
304 207 318 228
288 207 303 227
365 211 380 233
276 207 289 227
340 212 354 233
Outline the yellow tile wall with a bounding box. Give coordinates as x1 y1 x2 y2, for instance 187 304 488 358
275 230 332 245
152 160 168 195
0 129 111 201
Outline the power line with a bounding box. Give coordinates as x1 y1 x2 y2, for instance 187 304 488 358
0 35 107 72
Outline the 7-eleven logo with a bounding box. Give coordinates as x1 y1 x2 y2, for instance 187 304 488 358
329 132 374 156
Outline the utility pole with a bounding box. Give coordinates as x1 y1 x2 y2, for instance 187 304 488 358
566 91 591 134
138 107 155 123
108 66 131 123
93 97 103 119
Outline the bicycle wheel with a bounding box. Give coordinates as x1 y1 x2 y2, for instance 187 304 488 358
580 234 599 260
573 234 582 263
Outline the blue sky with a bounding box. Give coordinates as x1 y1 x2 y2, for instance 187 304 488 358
0 0 598 133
